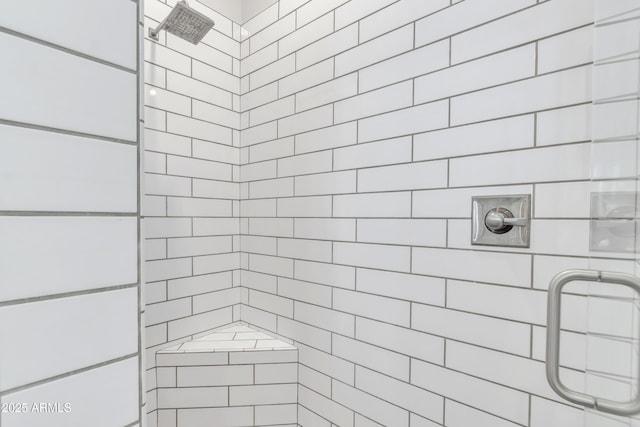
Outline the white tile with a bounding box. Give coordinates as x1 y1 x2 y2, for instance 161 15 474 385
278 196 332 217
145 218 191 238
145 151 166 174
168 236 232 258
299 386 354 427
297 73 359 113
167 35 232 74
279 13 334 57
411 359 530 424
193 179 240 200
295 122 357 154
278 105 333 138
193 253 240 275
278 277 332 307
250 14 296 54
163 158 230 194
333 335 410 381
296 24 358 70
296 0 349 27
168 307 233 341
0 217 137 301
278 238 332 262
450 66 591 126
192 101 240 130
279 58 334 97
241 270 278 293
146 297 191 326
358 161 448 192
278 317 331 352
142 195 167 217
168 272 233 300
334 242 411 273
229 349 298 364
238 305 277 332
412 184 532 218
536 104 591 146
538 26 593 74
249 254 293 278
358 101 449 143
0 288 137 391
335 0 397 30
167 114 232 145
335 81 412 123
358 40 449 93
333 381 409 427
145 174 191 197
295 171 357 196
356 317 444 365
334 289 410 327
177 365 253 387
250 54 296 89
294 259 355 290
193 60 240 94
295 218 355 241
355 366 443 424
145 40 191 75
416 44 536 104
145 107 166 131
0 125 136 212
594 59 640 102
593 17 640 63
335 25 413 76
412 247 532 287
248 289 294 317
2 0 137 69
357 219 446 247
415 115 534 161
530 396 583 427
146 85 191 116
334 137 410 170
255 364 298 384
295 301 355 336
158 387 227 409
167 71 233 109
451 0 594 64
249 137 295 162
415 0 535 47
241 235 277 255
449 143 591 187
167 198 232 217
413 302 532 358
248 218 293 237
361 0 449 42
177 407 253 427
592 101 639 142
241 160 277 182
249 177 294 198
445 400 522 427
255 404 298 425
145 62 166 88
448 280 546 325
145 129 191 156
241 199 277 217
243 82 278 111
356 268 445 306
333 192 411 218
1 33 136 141
250 96 295 126
277 150 333 177
1 358 138 427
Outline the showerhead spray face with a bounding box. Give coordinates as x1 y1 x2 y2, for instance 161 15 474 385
149 1 215 45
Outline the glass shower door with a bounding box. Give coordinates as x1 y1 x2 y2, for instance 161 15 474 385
582 1 640 425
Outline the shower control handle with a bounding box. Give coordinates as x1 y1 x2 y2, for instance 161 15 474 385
484 208 528 234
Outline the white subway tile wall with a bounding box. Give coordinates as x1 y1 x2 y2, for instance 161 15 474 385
235 1 640 426
143 0 242 425
0 0 141 426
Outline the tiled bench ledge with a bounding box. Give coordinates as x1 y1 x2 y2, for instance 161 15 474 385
155 323 299 427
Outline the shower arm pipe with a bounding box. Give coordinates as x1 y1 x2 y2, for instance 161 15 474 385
149 12 172 41
546 269 640 416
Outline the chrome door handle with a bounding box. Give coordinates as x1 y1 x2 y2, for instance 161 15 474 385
546 269 640 416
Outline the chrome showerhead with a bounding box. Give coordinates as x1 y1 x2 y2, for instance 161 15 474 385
149 1 214 45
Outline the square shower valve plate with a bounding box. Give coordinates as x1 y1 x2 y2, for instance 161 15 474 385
471 195 531 248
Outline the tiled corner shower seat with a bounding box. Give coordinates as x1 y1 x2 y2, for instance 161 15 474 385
156 323 298 427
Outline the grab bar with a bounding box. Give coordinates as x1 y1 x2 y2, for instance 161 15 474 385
546 269 640 416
